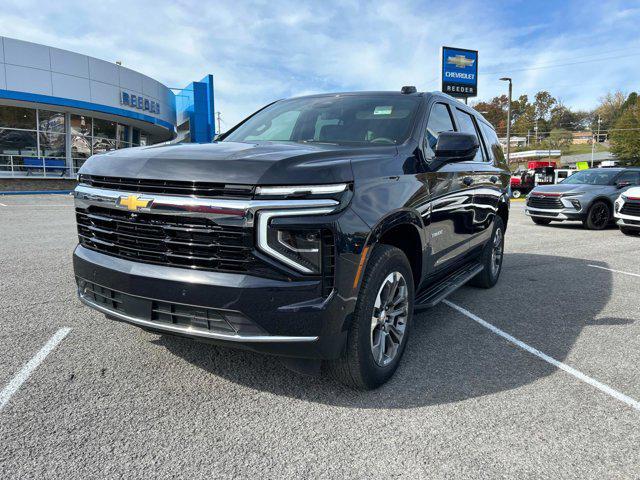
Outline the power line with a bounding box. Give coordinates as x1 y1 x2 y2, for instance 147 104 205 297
480 51 640 76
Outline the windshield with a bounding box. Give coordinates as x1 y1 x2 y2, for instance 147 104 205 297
560 169 620 185
223 95 421 146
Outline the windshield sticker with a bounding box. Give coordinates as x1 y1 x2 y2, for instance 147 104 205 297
374 106 393 115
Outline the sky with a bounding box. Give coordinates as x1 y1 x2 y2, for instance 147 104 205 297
1 0 639 129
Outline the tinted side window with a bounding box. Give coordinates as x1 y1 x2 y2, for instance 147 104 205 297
455 109 485 162
479 121 505 165
424 103 455 158
616 170 640 185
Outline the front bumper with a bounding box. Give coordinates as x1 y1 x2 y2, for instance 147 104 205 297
74 245 353 359
524 205 585 221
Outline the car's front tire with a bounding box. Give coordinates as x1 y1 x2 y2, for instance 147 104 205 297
470 216 505 289
327 244 414 390
583 201 611 230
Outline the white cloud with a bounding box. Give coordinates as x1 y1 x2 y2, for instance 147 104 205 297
0 0 638 128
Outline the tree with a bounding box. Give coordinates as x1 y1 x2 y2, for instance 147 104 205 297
594 90 626 131
472 95 509 133
610 98 640 165
542 128 573 151
534 91 556 120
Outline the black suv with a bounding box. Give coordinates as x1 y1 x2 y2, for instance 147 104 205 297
73 89 510 389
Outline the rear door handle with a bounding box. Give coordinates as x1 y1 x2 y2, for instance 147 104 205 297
490 176 499 184
462 176 474 186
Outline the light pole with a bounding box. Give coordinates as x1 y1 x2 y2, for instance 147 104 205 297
590 114 601 168
500 77 512 165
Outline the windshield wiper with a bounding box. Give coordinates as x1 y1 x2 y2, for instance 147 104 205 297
299 139 339 146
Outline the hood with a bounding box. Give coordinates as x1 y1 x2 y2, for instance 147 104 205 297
79 141 396 185
531 183 609 195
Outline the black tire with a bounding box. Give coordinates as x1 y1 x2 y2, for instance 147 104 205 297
620 227 638 236
583 201 611 230
470 216 505 289
532 217 552 225
512 189 522 199
326 244 414 390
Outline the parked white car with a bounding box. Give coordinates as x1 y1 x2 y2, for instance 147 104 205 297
614 186 640 235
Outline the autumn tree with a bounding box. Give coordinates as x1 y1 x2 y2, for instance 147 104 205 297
610 97 640 165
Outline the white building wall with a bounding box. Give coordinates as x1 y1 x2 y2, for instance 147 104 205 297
0 36 176 126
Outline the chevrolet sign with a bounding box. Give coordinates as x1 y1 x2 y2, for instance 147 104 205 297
441 46 478 98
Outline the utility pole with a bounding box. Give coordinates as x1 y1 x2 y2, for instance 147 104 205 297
500 78 512 165
216 112 222 137
590 114 601 168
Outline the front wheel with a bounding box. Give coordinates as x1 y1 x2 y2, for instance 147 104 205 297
470 216 505 289
327 244 414 390
583 201 611 230
512 189 522 199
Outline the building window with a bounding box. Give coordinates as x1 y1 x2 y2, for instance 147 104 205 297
0 106 37 130
0 106 157 178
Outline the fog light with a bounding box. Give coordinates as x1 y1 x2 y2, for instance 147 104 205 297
570 199 581 210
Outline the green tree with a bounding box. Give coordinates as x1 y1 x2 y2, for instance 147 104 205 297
610 99 640 165
593 90 626 131
542 128 573 152
534 91 556 120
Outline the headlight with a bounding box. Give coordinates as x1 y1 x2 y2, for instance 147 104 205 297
257 208 334 273
561 192 584 197
256 184 348 197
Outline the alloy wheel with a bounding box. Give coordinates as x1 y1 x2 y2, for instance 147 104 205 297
590 204 609 228
490 227 504 277
370 272 409 367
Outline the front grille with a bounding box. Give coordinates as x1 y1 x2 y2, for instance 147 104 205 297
527 196 563 209
79 174 254 199
621 202 640 217
76 206 257 273
78 279 264 335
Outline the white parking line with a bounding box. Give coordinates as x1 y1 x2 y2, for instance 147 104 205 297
587 264 640 278
0 328 71 412
443 300 640 412
0 202 7 206
5 204 73 207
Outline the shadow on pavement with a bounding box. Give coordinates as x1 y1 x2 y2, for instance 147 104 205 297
155 253 624 409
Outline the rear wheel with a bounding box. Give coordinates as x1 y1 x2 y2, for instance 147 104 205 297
532 217 552 225
583 201 611 230
470 216 505 289
511 189 522 199
327 244 414 390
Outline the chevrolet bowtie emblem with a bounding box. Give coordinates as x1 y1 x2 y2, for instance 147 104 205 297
447 54 475 68
117 194 152 211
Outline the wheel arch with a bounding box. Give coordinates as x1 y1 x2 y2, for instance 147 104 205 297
365 210 426 288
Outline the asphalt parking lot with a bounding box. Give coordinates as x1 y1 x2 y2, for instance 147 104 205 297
1 194 639 479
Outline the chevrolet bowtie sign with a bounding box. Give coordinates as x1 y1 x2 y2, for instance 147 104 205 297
441 46 478 98
117 194 152 211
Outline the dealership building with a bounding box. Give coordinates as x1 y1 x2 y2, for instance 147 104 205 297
0 36 215 191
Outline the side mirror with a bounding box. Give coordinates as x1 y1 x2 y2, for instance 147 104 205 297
435 132 479 163
616 181 631 189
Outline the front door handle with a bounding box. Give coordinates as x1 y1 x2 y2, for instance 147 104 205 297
462 176 474 187
490 175 499 184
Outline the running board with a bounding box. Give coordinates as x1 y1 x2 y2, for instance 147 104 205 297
414 262 484 311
